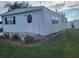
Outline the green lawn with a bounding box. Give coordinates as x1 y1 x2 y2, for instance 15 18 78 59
0 29 79 58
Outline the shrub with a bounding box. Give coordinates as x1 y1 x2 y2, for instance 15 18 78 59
24 35 34 43
4 34 10 39
12 33 21 41
0 35 4 39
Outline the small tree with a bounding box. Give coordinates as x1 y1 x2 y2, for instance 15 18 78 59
4 1 30 11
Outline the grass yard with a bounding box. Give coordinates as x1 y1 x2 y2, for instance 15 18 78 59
0 29 79 58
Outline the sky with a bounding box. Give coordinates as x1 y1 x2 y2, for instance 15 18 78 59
0 1 79 21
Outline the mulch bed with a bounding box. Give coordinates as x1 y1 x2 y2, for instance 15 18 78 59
0 33 61 47
0 38 48 47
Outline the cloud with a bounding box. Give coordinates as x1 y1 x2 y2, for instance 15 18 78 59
0 1 79 12
64 1 79 7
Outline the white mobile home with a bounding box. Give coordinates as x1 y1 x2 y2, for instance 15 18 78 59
1 6 66 40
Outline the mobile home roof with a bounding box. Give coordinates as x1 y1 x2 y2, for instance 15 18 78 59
1 6 62 17
1 6 43 16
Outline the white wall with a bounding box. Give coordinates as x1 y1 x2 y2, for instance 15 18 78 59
2 10 47 35
43 7 65 35
2 7 67 36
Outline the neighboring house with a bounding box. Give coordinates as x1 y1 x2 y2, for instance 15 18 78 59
1 6 67 40
67 20 79 29
72 20 79 29
67 21 72 29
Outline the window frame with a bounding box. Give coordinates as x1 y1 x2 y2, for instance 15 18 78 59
52 20 58 24
4 16 16 25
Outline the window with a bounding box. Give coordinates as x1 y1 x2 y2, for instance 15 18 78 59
5 17 7 24
4 16 16 24
52 20 55 24
27 14 32 23
56 21 58 24
52 20 58 24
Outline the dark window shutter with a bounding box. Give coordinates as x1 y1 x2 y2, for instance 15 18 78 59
13 16 15 24
5 17 7 24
